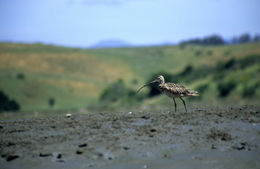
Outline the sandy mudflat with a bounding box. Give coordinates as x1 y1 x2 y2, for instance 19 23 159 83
0 106 260 169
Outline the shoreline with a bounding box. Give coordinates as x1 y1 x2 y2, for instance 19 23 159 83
0 105 259 169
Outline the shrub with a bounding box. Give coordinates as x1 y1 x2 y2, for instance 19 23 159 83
216 58 237 72
196 83 209 94
17 73 25 80
100 79 126 102
180 65 193 76
187 83 209 101
242 81 259 98
131 79 138 85
0 91 20 112
213 73 225 81
100 79 142 104
181 65 213 83
194 50 202 56
207 50 213 56
223 58 236 70
216 55 259 71
224 50 231 56
48 98 55 107
179 44 186 50
217 80 237 97
238 54 260 69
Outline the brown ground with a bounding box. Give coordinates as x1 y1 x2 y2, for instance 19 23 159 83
0 105 260 169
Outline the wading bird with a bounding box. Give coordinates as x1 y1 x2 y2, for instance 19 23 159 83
137 75 199 112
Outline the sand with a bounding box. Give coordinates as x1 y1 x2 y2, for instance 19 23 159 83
0 105 260 169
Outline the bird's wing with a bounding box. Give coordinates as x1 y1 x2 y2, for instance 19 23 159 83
165 83 188 94
166 83 199 96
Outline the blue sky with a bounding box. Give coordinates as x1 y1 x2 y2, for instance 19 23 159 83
0 0 260 47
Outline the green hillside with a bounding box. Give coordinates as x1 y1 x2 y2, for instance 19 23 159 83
0 42 259 111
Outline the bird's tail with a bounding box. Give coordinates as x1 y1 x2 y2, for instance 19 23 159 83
187 89 199 96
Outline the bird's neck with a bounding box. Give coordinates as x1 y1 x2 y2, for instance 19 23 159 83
159 81 165 85
161 79 165 84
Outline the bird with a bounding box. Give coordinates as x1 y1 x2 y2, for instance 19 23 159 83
137 75 199 112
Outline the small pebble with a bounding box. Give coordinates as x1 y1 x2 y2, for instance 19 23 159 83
57 154 62 159
192 156 202 160
128 111 132 115
141 115 149 119
211 144 217 149
52 152 63 162
78 143 87 147
6 155 19 162
39 153 52 157
76 150 83 155
88 163 94 167
150 128 157 132
66 113 72 118
163 154 171 158
96 153 103 157
7 142 15 147
122 146 130 150
52 152 62 159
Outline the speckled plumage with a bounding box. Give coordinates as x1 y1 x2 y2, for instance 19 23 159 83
137 75 199 112
159 83 199 98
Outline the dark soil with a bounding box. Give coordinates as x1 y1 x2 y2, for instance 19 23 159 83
0 105 260 169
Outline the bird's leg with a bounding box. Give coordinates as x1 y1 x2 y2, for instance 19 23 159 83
179 97 187 112
173 98 177 112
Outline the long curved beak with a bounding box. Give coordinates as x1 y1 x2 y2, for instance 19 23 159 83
136 84 149 93
150 79 158 83
136 80 158 93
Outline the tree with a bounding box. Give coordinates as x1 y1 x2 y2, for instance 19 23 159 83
253 34 260 42
231 37 238 44
179 34 225 46
238 33 251 44
201 35 225 45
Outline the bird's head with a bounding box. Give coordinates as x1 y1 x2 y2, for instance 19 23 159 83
150 75 165 84
137 75 165 93
137 75 164 93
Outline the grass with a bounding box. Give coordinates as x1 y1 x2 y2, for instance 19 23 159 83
0 42 259 111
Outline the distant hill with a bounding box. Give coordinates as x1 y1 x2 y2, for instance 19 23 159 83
90 39 132 48
0 42 259 111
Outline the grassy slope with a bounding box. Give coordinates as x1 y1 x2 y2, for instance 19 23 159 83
0 42 259 111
